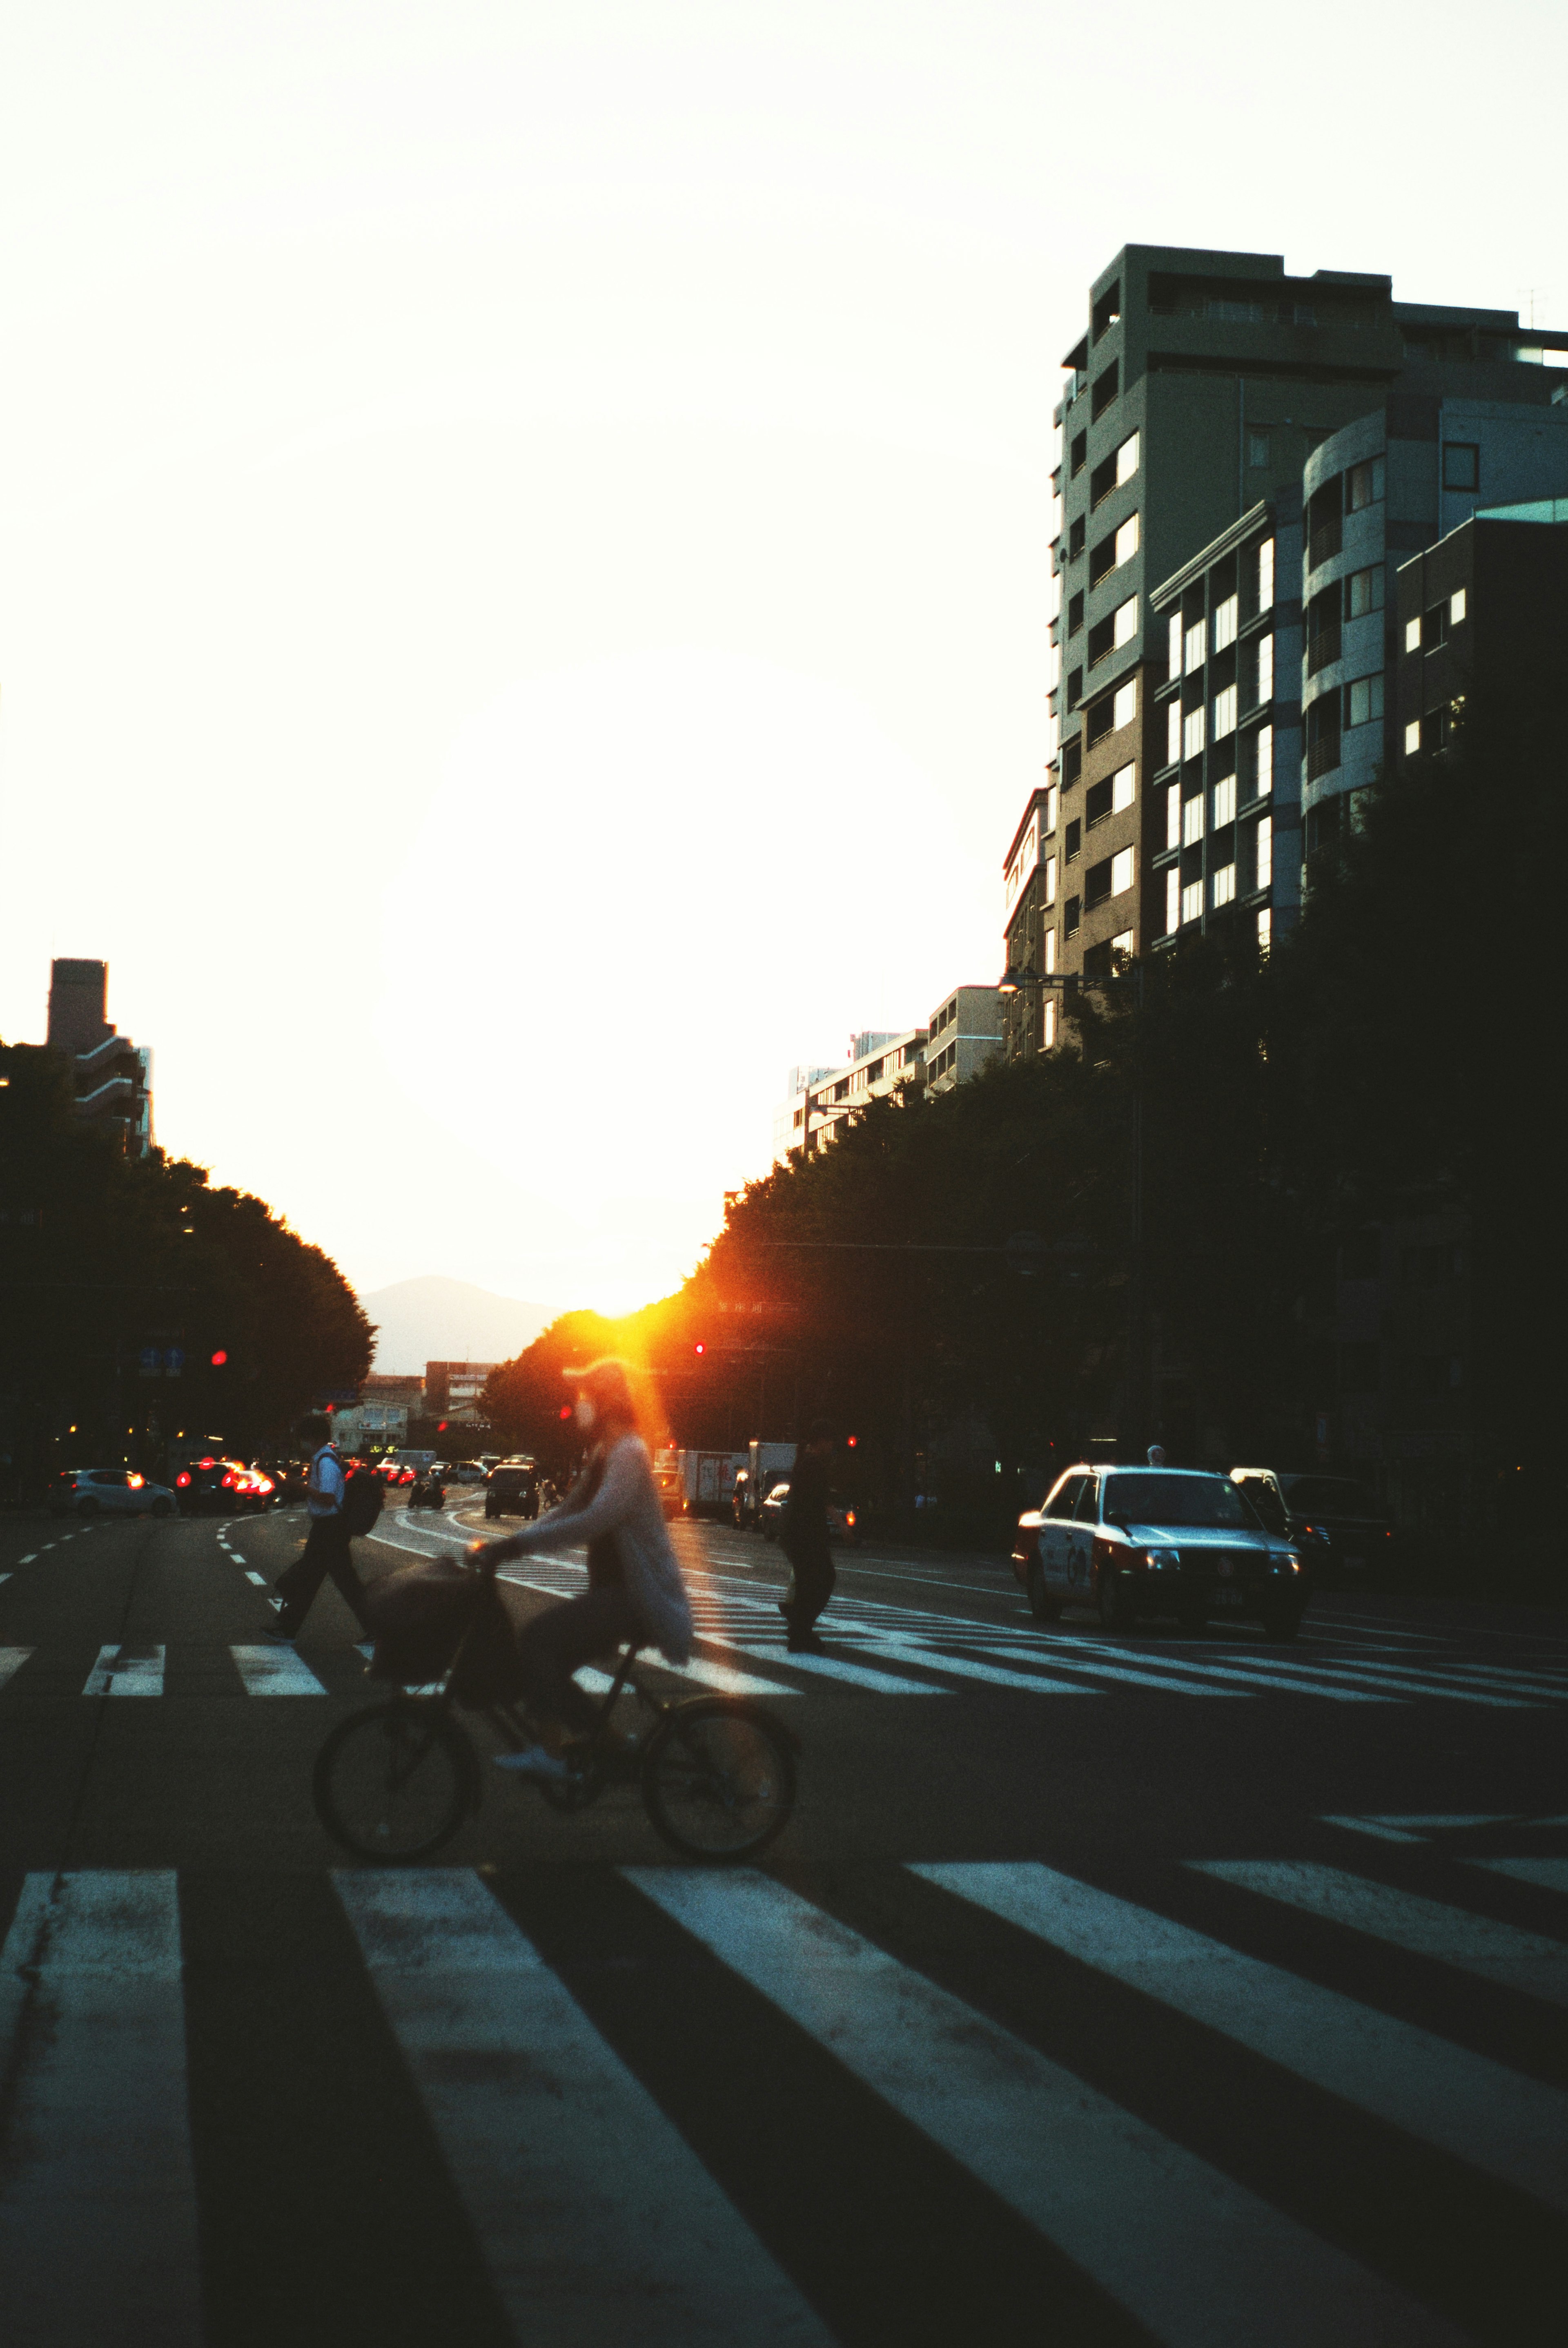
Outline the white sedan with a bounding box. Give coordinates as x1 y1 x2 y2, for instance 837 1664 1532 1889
49 1467 178 1519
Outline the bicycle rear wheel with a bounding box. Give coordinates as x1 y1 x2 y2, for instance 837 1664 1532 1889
641 1699 796 1862
314 1701 477 1861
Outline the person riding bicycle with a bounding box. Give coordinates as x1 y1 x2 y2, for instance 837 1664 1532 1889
470 1358 694 1781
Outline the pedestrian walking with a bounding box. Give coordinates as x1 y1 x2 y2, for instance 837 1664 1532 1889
779 1420 837 1654
471 1358 693 1780
267 1414 375 1642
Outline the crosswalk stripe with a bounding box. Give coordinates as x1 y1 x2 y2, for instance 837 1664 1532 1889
727 1641 946 1694
1362 1813 1521 1829
628 1867 1460 2348
228 1645 327 1696
975 1640 1261 1697
504 1580 796 1697
333 1869 831 2346
1469 1858 1568 1897
1191 1861 1568 2007
1321 1816 1427 1843
1267 1659 1533 1708
0 1871 201 2343
82 1643 166 1697
0 1648 32 1692
911 1861 1568 2214
853 1635 1111 1694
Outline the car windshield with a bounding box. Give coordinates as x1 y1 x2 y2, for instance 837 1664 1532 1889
1286 1478 1383 1516
1102 1474 1256 1529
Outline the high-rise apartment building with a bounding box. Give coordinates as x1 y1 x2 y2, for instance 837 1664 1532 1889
45 959 154 1157
1001 246 1568 1054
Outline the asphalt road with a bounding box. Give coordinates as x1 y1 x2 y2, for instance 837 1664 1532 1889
1 1491 1564 2347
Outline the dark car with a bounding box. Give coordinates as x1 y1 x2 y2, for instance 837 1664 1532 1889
1231 1467 1397 1584
1011 1463 1309 1638
172 1456 255 1513
484 1461 540 1520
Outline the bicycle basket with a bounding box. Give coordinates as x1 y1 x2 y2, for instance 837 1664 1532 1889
363 1555 476 1686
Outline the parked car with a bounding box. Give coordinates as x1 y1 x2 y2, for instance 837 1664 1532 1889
1230 1467 1398 1584
1011 1463 1309 1638
484 1462 540 1520
758 1482 861 1545
49 1467 177 1519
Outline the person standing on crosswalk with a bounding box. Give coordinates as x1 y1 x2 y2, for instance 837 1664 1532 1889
779 1420 837 1655
267 1414 374 1643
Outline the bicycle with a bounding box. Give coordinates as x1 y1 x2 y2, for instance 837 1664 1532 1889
312 1554 798 1865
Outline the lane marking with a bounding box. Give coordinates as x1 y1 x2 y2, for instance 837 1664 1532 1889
1321 1817 1427 1844
16 1554 37 1564
229 1553 246 1566
245 1571 267 1587
1192 1861 1568 2007
0 1871 201 2343
229 1645 327 1696
0 1647 33 1691
334 1870 830 2347
82 1644 167 1697
913 1861 1568 2214
629 1867 1459 2348
1468 1859 1568 1898
727 1641 946 1695
1361 1813 1521 1830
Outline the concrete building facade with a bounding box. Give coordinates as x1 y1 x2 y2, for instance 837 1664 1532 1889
46 959 154 1158
925 986 1003 1095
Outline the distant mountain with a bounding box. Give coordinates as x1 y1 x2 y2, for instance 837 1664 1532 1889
358 1277 559 1376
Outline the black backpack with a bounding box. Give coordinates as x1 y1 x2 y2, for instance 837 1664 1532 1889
340 1462 385 1537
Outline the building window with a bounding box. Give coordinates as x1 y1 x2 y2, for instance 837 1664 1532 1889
1044 927 1057 974
1110 846 1135 896
1043 997 1058 1049
1112 677 1137 731
1071 430 1087 477
1065 895 1081 937
1167 614 1183 680
1113 595 1138 649
1165 867 1180 934
1248 430 1270 469
1165 784 1180 850
1404 720 1422 756
1404 615 1421 653
1257 907 1272 954
1093 280 1121 341
1254 633 1274 704
1090 533 1117 586
1111 928 1135 959
1044 853 1058 907
1114 513 1140 567
1068 591 1084 636
1256 814 1273 888
1183 705 1206 761
1213 593 1238 652
1213 682 1238 740
1091 361 1119 420
1347 455 1385 512
1212 863 1237 909
1085 856 1113 908
1166 700 1181 767
1257 537 1274 611
1116 431 1140 486
1442 442 1480 492
1069 515 1086 560
1087 613 1115 667
1180 878 1203 925
1346 672 1384 727
1450 586 1467 625
1112 761 1136 813
1065 818 1081 862
1346 564 1384 620
1066 667 1081 710
1306 694 1341 780
1182 792 1204 847
1045 783 1059 832
1184 618 1207 673
1213 774 1236 827
1253 723 1273 797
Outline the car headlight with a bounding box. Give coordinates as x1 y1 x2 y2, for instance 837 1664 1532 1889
1280 1550 1302 1572
1143 1547 1181 1570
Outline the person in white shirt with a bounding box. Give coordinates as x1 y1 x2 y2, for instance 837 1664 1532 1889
267 1412 374 1641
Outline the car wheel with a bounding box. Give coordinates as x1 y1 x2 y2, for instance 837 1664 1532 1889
1026 1559 1061 1623
1096 1562 1135 1632
150 1497 173 1519
1259 1601 1303 1641
76 1497 100 1517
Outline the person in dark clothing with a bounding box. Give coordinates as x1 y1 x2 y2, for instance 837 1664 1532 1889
779 1420 837 1653
267 1413 374 1642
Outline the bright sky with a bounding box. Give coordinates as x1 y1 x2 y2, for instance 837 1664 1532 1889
2 2 1563 1314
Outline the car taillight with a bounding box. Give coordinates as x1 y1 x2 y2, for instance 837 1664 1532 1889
222 1472 236 1488
127 1473 145 1489
199 1457 215 1469
176 1472 191 1487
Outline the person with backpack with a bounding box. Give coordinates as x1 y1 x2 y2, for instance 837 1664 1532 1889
266 1413 381 1642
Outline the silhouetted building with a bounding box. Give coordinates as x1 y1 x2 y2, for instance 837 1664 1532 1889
46 960 154 1158
425 1361 498 1424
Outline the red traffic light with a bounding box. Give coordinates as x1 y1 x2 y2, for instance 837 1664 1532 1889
210 1349 228 1367
846 1435 858 1447
559 1405 572 1421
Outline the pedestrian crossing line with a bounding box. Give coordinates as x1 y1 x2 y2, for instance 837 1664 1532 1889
244 1570 267 1586
1322 1816 1428 1844
831 1636 1109 1696
503 1579 795 1697
1190 1861 1568 2008
332 1869 831 2348
1468 1859 1568 1898
1030 1643 1404 1704
229 1645 327 1697
727 1642 947 1695
911 1861 1568 2214
1362 1813 1523 1831
627 1867 1460 2348
82 1643 166 1697
969 1641 1263 1699
1265 1658 1535 1708
0 1648 31 1693
0 1871 202 2344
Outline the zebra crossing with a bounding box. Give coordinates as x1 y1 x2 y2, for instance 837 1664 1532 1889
3 1840 1562 2345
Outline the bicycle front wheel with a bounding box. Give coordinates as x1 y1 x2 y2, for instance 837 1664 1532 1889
314 1701 477 1862
641 1699 796 1862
